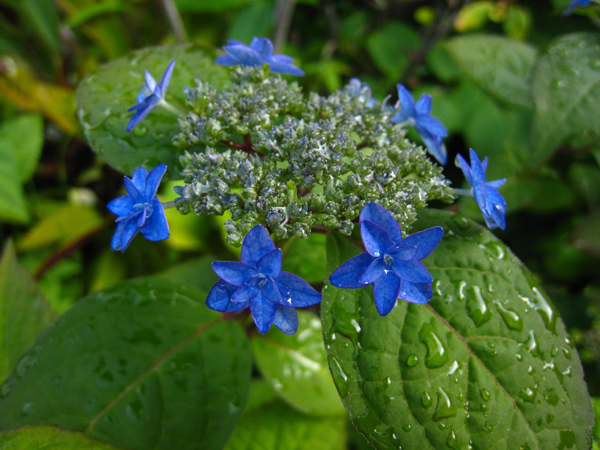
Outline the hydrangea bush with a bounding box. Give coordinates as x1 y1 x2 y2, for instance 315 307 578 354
0 6 596 448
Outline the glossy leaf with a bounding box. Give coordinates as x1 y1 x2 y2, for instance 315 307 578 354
0 425 121 450
322 210 593 450
252 311 345 416
445 34 537 108
282 233 327 284
76 45 229 178
0 241 54 383
0 278 251 450
530 33 600 166
224 399 346 450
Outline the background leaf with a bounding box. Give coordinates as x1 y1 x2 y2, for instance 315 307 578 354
444 34 537 108
530 32 600 166
0 425 122 450
76 44 229 178
252 310 345 416
321 210 593 450
0 241 54 383
0 114 44 183
0 278 251 450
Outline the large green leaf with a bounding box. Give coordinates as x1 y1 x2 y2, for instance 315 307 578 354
366 22 421 82
445 34 537 108
322 210 593 450
76 45 229 178
0 241 54 383
252 311 345 416
530 33 600 166
0 425 122 450
0 278 251 450
224 399 346 450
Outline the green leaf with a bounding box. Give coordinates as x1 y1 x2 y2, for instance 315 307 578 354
76 45 230 178
0 425 122 450
530 33 600 166
0 278 251 450
227 3 273 44
322 210 593 450
0 138 29 223
0 114 43 182
175 0 258 12
20 0 61 54
224 399 346 450
252 311 345 416
157 255 220 293
444 34 537 108
282 233 327 284
366 22 421 82
0 241 54 383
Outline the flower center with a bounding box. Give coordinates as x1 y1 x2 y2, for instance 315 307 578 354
384 254 393 266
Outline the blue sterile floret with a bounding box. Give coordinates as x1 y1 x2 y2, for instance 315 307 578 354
215 37 304 76
390 84 448 165
107 164 170 251
329 202 443 316
563 0 592 15
206 224 321 334
457 148 507 230
126 60 175 132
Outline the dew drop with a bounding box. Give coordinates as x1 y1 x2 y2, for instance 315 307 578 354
433 387 457 421
421 391 432 408
516 353 523 361
531 287 556 332
330 357 348 397
547 413 555 424
494 301 523 331
521 330 541 357
480 388 491 401
559 430 576 449
406 353 419 367
419 323 449 369
447 361 459 376
446 431 458 449
133 126 148 137
562 347 572 360
403 424 412 432
21 402 34 417
467 286 493 327
519 386 537 403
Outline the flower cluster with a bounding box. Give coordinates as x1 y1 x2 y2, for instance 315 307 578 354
109 36 509 333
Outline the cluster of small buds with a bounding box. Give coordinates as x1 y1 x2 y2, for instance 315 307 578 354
175 65 455 245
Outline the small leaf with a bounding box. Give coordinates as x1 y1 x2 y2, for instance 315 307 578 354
530 33 600 166
0 278 251 450
252 311 345 416
445 34 537 108
0 240 54 383
322 210 593 450
224 399 347 450
0 425 122 450
76 45 229 178
0 138 29 223
0 114 43 182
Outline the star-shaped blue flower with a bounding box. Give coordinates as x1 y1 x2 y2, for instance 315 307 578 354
126 60 175 132
329 202 443 316
457 148 507 230
563 0 592 15
207 225 321 334
215 37 304 76
107 164 170 251
390 84 448 165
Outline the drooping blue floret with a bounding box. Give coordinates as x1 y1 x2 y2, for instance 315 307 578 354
126 60 175 132
107 164 170 251
563 0 592 15
457 148 507 230
390 84 448 165
329 202 443 316
215 37 304 76
207 225 321 334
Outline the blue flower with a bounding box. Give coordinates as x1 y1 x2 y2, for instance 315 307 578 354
215 37 304 76
329 202 443 316
563 0 592 15
207 225 321 334
390 84 448 165
126 60 175 132
107 164 170 251
456 148 507 230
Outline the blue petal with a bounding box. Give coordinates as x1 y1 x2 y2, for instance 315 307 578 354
107 195 133 216
257 249 282 279
361 220 394 258
250 293 278 334
274 272 322 307
206 280 248 312
486 187 506 214
266 60 305 76
136 206 148 228
223 45 262 66
212 261 256 286
123 177 144 204
250 37 273 58
241 225 276 266
418 130 447 165
261 279 282 304
126 97 160 132
487 178 506 190
113 218 139 252
359 202 403 244
329 252 374 289
372 272 401 316
399 280 432 304
157 60 175 99
415 94 432 115
268 54 294 64
273 305 299 335
392 259 433 283
359 258 386 285
388 245 417 261
456 153 473 186
396 84 416 118
214 55 239 66
416 115 448 138
144 164 167 200
139 197 170 241
232 283 260 303
144 70 157 92
469 149 486 182
398 227 444 260
130 166 148 191
473 180 488 215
